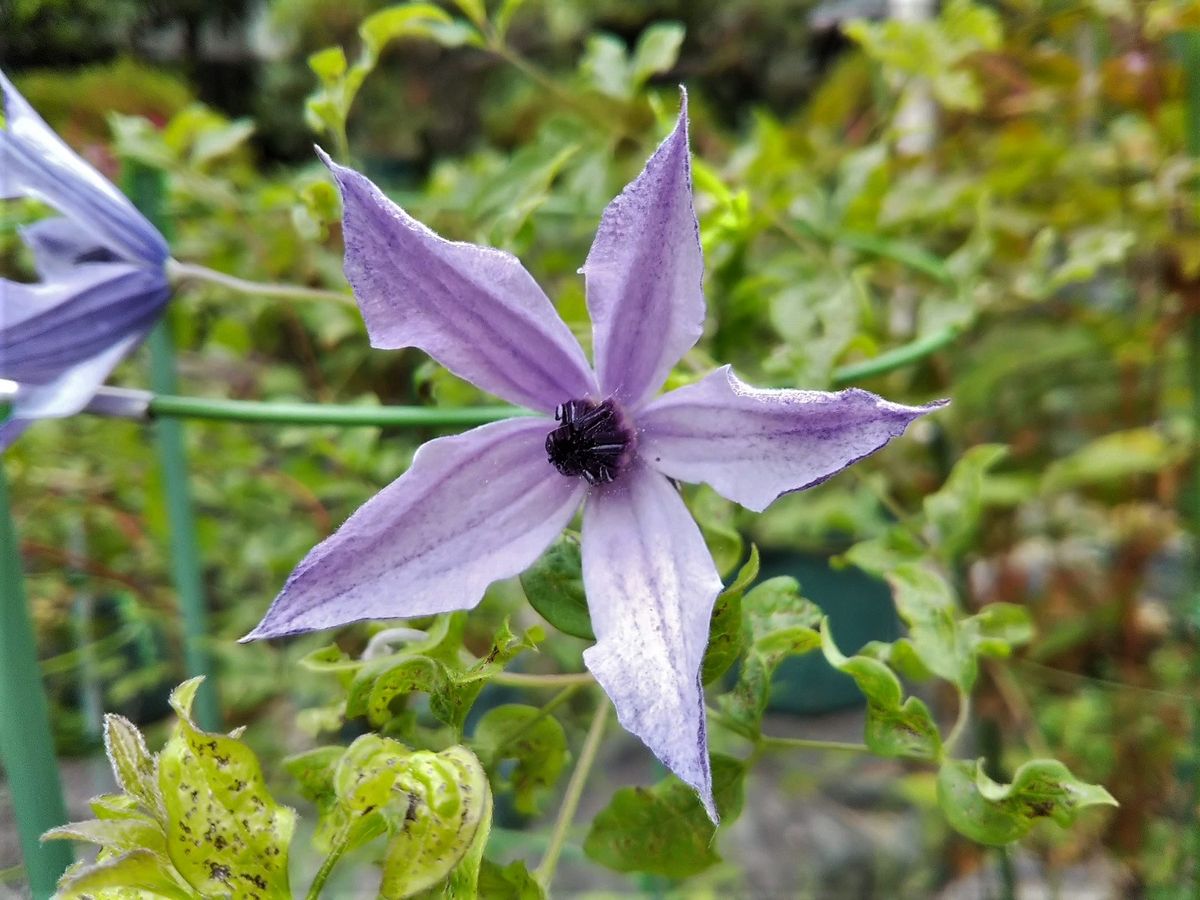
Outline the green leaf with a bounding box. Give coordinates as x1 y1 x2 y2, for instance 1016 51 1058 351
477 859 545 899
580 34 631 99
432 622 540 732
1042 428 1180 492
308 46 347 84
520 534 594 640
963 603 1034 658
838 527 926 579
886 563 977 691
718 577 821 733
283 745 346 805
53 850 192 900
937 759 1118 846
103 714 163 819
379 745 492 898
821 623 942 761
583 755 745 878
493 0 529 41
922 444 1007 560
159 677 295 897
701 545 759 684
447 0 487 28
351 654 449 725
360 4 458 59
472 704 569 815
630 22 685 87
44 818 166 858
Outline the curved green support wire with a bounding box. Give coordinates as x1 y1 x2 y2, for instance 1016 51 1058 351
125 162 221 732
0 464 73 896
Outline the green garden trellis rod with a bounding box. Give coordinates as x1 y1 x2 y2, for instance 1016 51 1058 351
0 465 73 898
125 163 222 734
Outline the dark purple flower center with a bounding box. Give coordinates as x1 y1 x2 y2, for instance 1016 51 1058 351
545 398 635 485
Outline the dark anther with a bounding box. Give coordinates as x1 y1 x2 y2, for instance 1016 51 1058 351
545 398 634 485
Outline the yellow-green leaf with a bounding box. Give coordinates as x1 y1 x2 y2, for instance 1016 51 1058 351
159 678 294 898
379 745 492 898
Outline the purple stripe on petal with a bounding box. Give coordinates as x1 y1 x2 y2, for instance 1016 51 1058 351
581 462 722 822
1 265 169 381
243 416 586 640
319 149 597 414
1 72 168 266
583 91 705 410
6 327 148 424
639 365 948 512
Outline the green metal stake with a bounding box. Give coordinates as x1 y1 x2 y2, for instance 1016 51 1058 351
1176 29 1200 899
0 464 73 897
124 162 221 732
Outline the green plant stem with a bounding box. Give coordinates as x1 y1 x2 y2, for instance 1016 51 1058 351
706 705 871 754
486 38 629 137
830 324 960 387
945 691 972 753
490 671 594 688
305 834 351 900
535 696 609 890
758 735 873 754
167 260 354 306
74 316 955 430
127 160 222 733
145 394 529 428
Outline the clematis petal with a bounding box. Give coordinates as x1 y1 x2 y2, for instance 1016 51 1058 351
319 149 596 414
0 72 168 266
21 217 119 280
582 91 704 409
638 365 947 513
243 417 585 640
3 328 147 439
581 462 723 821
0 264 169 385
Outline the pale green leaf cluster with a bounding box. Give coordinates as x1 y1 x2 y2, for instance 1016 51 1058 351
293 735 492 898
845 0 1003 110
46 677 294 899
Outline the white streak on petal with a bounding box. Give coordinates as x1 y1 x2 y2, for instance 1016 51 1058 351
581 463 722 821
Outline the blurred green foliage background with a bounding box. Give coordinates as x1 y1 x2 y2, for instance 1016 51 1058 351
3 0 1200 895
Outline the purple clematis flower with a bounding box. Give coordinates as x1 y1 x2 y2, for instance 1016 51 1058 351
0 71 171 449
246 93 944 819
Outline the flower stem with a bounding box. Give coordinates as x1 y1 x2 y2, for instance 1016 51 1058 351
147 394 526 428
490 671 594 688
757 735 874 754
830 324 961 387
944 690 972 753
305 834 351 900
535 696 609 890
167 260 354 306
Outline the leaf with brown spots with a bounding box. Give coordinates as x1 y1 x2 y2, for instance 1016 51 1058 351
159 677 295 898
937 758 1118 846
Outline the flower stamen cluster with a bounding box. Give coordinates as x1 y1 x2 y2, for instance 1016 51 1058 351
545 398 635 485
